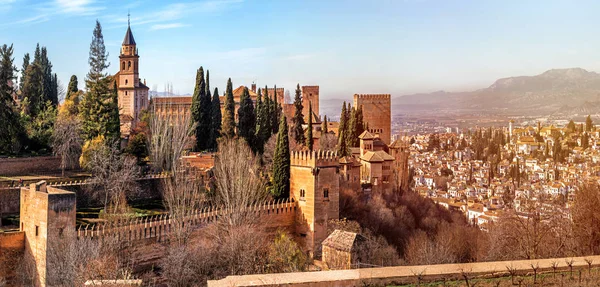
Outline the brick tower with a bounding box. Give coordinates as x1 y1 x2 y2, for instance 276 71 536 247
353 94 391 144
289 150 339 258
301 86 319 123
20 181 76 287
116 16 149 137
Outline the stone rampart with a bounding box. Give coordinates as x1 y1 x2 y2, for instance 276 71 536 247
291 150 338 168
208 255 600 287
0 156 62 176
0 231 24 281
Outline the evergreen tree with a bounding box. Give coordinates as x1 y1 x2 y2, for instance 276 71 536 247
567 120 576 133
586 115 593 132
190 67 208 151
237 87 256 149
106 82 121 142
66 75 79 101
321 115 328 133
355 105 365 140
19 53 29 93
272 85 281 134
22 62 44 116
209 87 221 150
337 102 349 157
272 115 290 199
80 20 113 141
582 133 589 150
347 107 357 147
0 44 21 154
291 84 305 145
200 69 212 147
254 88 269 153
263 87 273 135
306 102 313 150
222 78 235 138
40 47 56 105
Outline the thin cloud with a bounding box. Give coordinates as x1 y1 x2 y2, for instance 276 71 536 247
284 54 315 61
54 0 104 15
150 23 189 31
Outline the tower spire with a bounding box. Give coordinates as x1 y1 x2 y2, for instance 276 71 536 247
127 10 130 27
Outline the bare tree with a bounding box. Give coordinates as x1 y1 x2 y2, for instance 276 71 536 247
85 142 140 216
212 138 268 229
262 134 277 171
52 116 83 176
319 133 337 151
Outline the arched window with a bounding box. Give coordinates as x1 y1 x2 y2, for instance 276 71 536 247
125 91 127 96
122 62 125 71
125 79 128 85
128 61 131 69
324 188 329 198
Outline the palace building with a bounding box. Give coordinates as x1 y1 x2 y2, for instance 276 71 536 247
114 21 149 137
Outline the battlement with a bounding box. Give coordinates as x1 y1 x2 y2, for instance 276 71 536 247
77 199 297 241
290 150 338 167
301 86 319 93
353 94 391 100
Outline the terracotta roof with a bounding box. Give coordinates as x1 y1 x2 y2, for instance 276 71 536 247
358 130 375 140
361 150 393 162
321 230 363 252
389 139 407 149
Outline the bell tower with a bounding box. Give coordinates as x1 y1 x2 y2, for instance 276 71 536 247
118 13 139 119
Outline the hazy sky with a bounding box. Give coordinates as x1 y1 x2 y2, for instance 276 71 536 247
1 0 599 99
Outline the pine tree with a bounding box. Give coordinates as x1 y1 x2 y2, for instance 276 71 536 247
222 78 235 138
586 115 593 132
19 53 29 93
237 87 256 149
209 87 221 150
40 47 56 105
80 20 113 141
337 102 349 157
22 62 44 116
291 84 305 145
321 115 328 133
306 102 313 150
0 44 21 154
272 115 290 199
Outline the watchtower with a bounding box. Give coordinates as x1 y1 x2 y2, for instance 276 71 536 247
353 94 391 144
20 181 76 287
289 150 339 258
301 86 320 123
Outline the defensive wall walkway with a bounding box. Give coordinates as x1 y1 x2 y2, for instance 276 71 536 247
208 255 600 287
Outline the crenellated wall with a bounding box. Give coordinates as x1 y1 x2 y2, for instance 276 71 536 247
353 94 391 144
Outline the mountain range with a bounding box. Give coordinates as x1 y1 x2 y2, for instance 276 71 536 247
393 68 600 116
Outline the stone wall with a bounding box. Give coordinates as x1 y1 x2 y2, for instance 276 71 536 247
0 156 62 176
0 188 20 215
208 255 600 287
353 94 391 144
0 231 24 281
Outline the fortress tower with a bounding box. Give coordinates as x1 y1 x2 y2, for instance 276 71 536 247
289 150 339 258
301 86 320 122
115 17 149 137
20 181 76 287
354 94 391 144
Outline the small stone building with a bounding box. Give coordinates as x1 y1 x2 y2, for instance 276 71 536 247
321 229 365 270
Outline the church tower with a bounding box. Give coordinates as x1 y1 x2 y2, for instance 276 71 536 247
116 15 149 137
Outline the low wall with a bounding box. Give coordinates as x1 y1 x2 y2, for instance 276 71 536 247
0 156 62 176
0 231 25 281
208 255 600 287
0 188 20 215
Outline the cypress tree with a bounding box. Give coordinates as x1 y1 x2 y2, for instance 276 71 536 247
237 87 256 149
586 115 593 132
19 53 29 93
0 44 21 154
337 102 349 157
272 85 281 134
272 115 290 199
66 75 78 101
22 62 44 116
107 81 121 142
306 102 313 150
291 84 305 145
322 115 328 133
347 107 356 147
209 87 221 150
263 87 272 135
355 105 364 141
254 88 267 153
222 78 235 138
191 67 208 151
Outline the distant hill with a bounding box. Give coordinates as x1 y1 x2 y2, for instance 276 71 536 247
394 68 600 116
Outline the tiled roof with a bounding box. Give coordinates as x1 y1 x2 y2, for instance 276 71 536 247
359 130 375 140
122 26 136 45
321 230 363 252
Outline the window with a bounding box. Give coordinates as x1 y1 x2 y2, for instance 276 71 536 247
125 79 128 85
323 188 329 198
125 91 127 96
299 189 306 200
128 61 131 69
122 62 125 71
35 225 39 236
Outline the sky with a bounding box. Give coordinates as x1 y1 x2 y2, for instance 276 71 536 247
1 0 600 99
